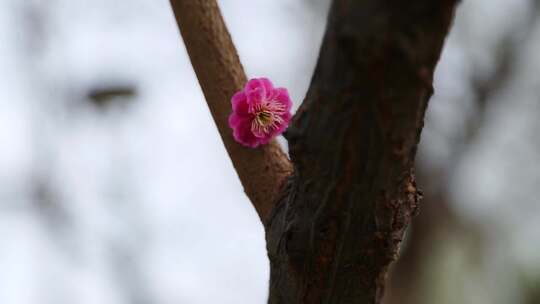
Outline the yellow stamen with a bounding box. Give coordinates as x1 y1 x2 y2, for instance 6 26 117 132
251 101 286 136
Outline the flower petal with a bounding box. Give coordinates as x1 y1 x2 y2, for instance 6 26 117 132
272 87 292 112
246 88 264 111
245 78 275 101
228 113 244 128
257 136 273 146
229 115 261 148
257 78 274 99
252 124 268 139
231 91 249 115
270 112 292 137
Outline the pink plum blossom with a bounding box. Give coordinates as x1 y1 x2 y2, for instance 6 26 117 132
228 78 292 148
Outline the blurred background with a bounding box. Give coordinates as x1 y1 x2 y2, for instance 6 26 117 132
0 0 538 303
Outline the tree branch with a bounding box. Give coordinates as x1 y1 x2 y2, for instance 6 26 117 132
266 1 459 303
170 0 292 221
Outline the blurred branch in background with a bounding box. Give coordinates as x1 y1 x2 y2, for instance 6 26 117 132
521 273 540 304
383 2 540 303
87 85 137 110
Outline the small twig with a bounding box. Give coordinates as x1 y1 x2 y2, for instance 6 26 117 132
169 0 292 222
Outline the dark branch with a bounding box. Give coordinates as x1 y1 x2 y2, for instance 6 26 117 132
266 1 459 303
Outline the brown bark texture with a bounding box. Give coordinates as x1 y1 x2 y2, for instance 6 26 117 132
266 0 458 303
170 0 459 303
170 0 292 221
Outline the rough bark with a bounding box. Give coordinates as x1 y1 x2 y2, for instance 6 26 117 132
265 1 458 303
382 176 459 304
170 0 292 221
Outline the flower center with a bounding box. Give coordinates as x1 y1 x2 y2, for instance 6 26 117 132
250 101 286 137
255 110 273 127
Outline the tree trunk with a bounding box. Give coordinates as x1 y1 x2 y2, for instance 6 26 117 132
265 1 458 303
